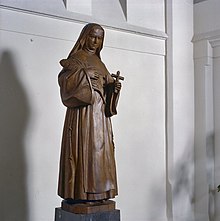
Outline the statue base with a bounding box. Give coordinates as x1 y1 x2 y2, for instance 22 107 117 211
61 199 115 214
54 207 120 221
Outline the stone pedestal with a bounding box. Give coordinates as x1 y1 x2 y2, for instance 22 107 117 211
54 207 120 221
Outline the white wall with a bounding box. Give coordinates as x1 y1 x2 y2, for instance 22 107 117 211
194 0 220 221
0 1 195 221
172 1 194 221
213 47 220 221
126 0 165 32
194 0 220 35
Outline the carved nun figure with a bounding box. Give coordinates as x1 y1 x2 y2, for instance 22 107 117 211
58 23 122 202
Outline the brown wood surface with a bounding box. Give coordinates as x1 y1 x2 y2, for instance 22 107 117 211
61 200 116 214
57 23 123 201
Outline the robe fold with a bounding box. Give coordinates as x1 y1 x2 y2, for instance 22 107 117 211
58 49 119 200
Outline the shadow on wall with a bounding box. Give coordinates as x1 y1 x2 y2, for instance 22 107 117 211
172 146 194 207
206 133 215 221
0 51 29 221
147 141 194 221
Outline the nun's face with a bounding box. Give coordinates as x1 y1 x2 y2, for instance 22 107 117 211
84 27 104 53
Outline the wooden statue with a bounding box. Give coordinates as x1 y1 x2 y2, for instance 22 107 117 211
57 23 123 205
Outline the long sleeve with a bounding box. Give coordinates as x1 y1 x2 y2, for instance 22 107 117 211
58 60 94 108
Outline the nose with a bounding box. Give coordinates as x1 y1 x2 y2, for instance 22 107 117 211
94 37 99 44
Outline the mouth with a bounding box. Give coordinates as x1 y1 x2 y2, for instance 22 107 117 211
91 45 98 50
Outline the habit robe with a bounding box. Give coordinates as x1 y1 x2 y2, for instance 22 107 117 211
58 49 119 201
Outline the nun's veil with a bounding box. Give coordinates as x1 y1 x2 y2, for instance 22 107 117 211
67 23 104 60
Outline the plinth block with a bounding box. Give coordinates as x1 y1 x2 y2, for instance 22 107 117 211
62 200 115 214
55 207 120 221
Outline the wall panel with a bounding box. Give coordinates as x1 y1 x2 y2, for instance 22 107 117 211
0 6 166 221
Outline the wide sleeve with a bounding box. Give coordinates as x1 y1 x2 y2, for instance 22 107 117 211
58 59 94 108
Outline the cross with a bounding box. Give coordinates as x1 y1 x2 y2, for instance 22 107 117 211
111 71 124 93
111 71 124 82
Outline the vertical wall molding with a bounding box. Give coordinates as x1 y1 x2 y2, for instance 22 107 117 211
166 2 194 221
165 0 174 220
193 36 220 221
